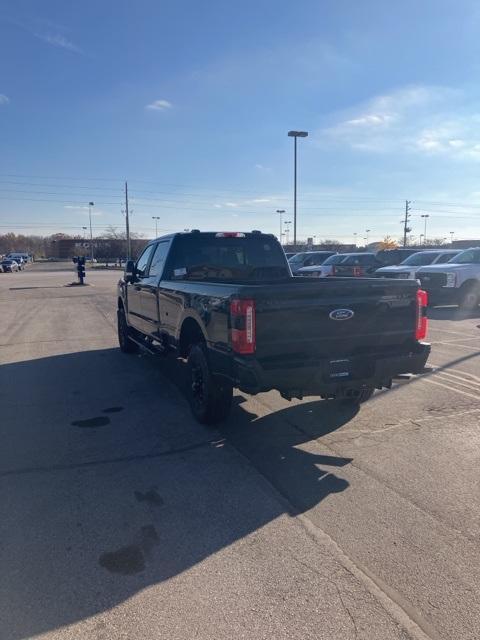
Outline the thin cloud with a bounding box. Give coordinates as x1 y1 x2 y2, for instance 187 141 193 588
0 94 10 105
34 32 83 54
254 163 272 172
319 84 480 159
146 99 173 111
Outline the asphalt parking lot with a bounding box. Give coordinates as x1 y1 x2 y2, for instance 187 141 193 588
1 263 479 640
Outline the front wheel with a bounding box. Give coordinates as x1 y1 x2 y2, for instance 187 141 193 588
117 307 140 354
459 286 480 311
188 343 233 424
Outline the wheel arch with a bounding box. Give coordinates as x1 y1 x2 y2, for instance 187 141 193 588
179 317 207 357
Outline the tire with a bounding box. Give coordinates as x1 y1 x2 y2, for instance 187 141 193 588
344 386 375 405
117 307 140 354
187 343 233 424
459 286 480 311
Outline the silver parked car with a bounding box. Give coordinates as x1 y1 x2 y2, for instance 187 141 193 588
375 250 461 279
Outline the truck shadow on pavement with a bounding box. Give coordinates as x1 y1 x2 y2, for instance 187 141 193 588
429 306 480 321
0 347 354 640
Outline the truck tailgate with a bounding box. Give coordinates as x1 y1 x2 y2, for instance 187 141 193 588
243 278 420 364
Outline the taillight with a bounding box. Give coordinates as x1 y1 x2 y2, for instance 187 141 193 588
353 266 364 277
416 289 428 341
230 299 256 354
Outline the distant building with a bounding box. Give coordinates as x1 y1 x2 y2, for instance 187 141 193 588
451 239 480 249
47 238 148 259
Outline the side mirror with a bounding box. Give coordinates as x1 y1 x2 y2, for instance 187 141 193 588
124 259 136 283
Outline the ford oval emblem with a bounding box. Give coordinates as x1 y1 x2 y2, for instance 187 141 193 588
329 308 354 321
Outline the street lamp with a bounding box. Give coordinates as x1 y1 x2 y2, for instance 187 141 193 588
88 202 95 262
421 214 430 244
287 130 308 246
152 216 160 237
353 232 358 246
450 231 455 244
365 229 371 244
276 209 286 243
82 226 87 240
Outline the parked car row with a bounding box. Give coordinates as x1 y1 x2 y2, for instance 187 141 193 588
0 253 32 273
287 247 480 309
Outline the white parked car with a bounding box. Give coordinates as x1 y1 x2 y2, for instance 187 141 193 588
375 250 461 280
296 253 349 277
416 247 480 309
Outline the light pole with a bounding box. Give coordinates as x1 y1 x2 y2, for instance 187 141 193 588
88 202 95 262
365 229 371 245
353 232 358 246
284 220 292 245
276 209 286 243
152 216 160 237
421 214 430 244
450 231 455 244
287 130 308 246
82 226 87 240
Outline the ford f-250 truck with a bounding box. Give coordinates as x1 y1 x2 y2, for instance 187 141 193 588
117 231 430 423
416 247 480 309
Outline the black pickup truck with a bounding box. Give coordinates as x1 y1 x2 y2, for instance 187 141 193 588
117 231 430 423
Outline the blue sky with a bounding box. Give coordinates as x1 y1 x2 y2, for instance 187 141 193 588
1 0 480 243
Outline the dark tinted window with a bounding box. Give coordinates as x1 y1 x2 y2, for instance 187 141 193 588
401 252 439 266
342 254 375 265
168 235 289 281
323 254 347 265
288 253 307 264
304 253 332 266
437 253 458 263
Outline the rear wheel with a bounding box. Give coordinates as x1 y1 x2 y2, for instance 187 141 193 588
459 285 480 310
188 343 233 424
344 387 375 405
117 307 140 354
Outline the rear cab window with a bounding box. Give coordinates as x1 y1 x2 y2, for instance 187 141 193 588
166 234 289 282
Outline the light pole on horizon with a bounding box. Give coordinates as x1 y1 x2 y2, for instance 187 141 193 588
152 216 160 238
276 209 286 244
88 202 95 262
365 229 371 245
287 130 308 246
284 220 292 245
450 231 455 244
421 214 430 244
353 232 358 246
82 226 87 240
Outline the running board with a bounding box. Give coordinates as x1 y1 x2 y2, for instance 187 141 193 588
130 336 167 356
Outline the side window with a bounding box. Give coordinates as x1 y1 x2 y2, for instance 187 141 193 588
135 245 156 277
438 253 452 263
304 257 314 266
360 255 374 264
149 242 169 278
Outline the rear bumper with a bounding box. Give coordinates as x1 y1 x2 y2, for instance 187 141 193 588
233 343 431 398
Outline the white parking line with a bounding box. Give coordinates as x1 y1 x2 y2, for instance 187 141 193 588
422 377 480 401
430 364 480 383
